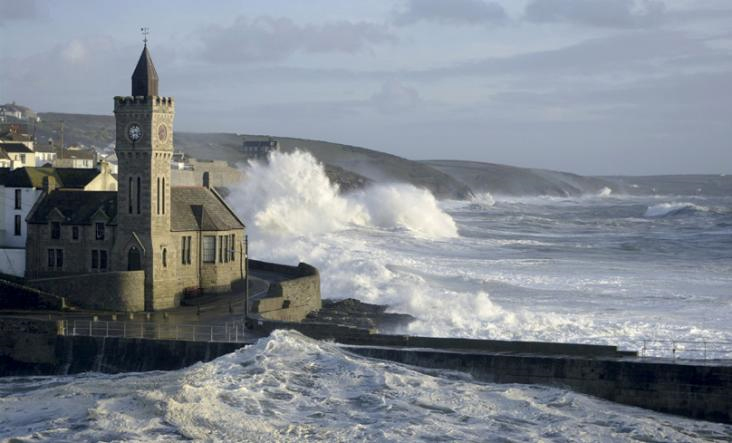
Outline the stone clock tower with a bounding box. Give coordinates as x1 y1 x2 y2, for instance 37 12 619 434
112 43 175 310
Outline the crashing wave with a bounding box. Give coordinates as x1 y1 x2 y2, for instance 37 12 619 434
227 150 457 239
469 192 495 209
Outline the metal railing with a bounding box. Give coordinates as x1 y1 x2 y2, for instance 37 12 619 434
631 339 732 361
60 319 253 344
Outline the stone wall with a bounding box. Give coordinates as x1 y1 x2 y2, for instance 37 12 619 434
29 271 145 312
249 260 321 322
0 278 65 310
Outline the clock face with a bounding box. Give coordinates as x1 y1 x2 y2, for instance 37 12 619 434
158 124 168 142
127 124 142 142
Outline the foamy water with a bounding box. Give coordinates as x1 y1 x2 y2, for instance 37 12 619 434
229 151 732 353
1 331 730 442
1 151 731 441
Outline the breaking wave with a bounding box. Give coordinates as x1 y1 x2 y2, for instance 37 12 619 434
1 330 729 442
227 150 457 239
644 202 710 218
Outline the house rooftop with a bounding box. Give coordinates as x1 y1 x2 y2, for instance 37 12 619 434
0 142 32 153
0 167 101 189
171 187 245 231
27 190 117 225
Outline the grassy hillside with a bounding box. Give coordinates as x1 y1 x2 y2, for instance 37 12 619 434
35 112 472 199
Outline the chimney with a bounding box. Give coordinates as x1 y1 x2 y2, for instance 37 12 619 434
42 175 57 194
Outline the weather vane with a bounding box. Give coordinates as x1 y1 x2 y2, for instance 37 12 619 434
141 27 150 46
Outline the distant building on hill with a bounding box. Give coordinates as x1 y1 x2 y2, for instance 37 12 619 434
241 136 280 161
0 103 38 122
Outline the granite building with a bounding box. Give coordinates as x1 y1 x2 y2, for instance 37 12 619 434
25 44 246 311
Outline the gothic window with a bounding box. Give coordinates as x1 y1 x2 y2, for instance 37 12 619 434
157 177 161 215
128 246 142 271
202 236 216 263
14 215 21 236
162 177 165 214
162 248 167 267
128 177 133 214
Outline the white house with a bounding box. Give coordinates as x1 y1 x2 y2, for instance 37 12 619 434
0 143 36 169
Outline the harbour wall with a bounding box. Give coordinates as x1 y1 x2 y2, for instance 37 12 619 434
248 260 321 322
0 317 730 424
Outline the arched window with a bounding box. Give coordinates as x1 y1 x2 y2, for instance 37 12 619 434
156 177 161 215
162 177 165 214
127 246 142 271
202 171 210 188
136 177 141 214
162 248 167 267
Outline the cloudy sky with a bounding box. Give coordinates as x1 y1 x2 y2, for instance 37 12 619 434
1 0 731 175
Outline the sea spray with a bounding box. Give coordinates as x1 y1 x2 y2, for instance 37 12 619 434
227 150 457 239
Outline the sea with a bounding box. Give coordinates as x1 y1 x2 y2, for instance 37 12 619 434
1 151 731 442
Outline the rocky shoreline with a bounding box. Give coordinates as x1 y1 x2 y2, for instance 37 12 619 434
305 298 415 333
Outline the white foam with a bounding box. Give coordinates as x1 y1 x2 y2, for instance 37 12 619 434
227 150 457 240
644 202 708 217
598 186 612 197
1 331 729 441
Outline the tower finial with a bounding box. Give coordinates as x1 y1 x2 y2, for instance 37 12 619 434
141 27 149 46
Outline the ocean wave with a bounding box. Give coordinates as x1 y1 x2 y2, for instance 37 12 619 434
644 202 710 217
227 150 457 239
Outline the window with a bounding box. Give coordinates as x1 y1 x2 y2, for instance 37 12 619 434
218 235 224 263
72 226 79 240
162 177 165 214
19 154 26 163
128 177 133 214
229 234 236 261
51 222 61 239
14 189 21 209
181 236 191 265
136 176 141 214
91 250 108 271
14 215 21 236
156 177 161 215
95 222 105 240
162 248 167 267
202 236 216 263
47 248 63 269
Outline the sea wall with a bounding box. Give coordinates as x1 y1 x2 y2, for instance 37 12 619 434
249 260 321 322
1 318 730 424
29 271 145 312
345 346 732 425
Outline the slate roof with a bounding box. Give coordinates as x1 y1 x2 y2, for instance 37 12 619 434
27 190 117 225
0 167 101 189
132 45 159 96
171 187 245 232
0 142 32 153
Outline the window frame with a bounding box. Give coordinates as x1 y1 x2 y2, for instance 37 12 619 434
50 222 61 240
14 189 21 209
14 214 21 236
95 222 105 240
202 235 216 263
